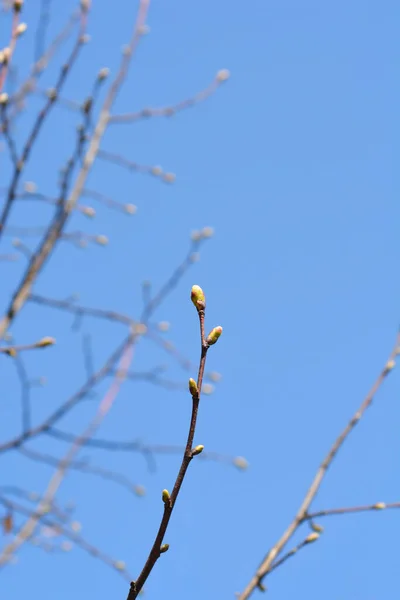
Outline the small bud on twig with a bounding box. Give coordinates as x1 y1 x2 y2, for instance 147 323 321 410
16 23 27 36
95 234 108 246
216 68 230 82
46 88 57 101
192 445 204 456
191 285 206 311
97 67 110 81
160 543 169 554
257 581 267 592
373 502 386 510
305 532 320 544
4 347 17 357
310 522 324 533
188 378 198 397
0 48 11 65
36 337 56 348
206 326 223 346
162 489 170 504
384 359 395 374
233 456 249 470
13 0 24 13
82 206 96 218
124 203 137 214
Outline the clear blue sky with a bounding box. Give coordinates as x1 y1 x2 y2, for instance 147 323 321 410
1 1 399 599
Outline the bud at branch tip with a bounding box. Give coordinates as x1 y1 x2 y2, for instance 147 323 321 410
191 285 206 311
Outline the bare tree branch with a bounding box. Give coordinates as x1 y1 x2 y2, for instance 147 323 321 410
238 332 400 599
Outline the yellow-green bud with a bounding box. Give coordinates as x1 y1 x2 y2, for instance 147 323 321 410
162 489 170 503
373 502 386 510
4 347 17 357
384 360 395 373
206 326 223 346
233 456 249 470
305 532 319 544
36 337 56 348
191 285 206 310
188 378 198 396
192 445 204 456
160 543 169 554
310 522 324 533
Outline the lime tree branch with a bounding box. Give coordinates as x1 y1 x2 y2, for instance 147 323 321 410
238 331 400 599
127 286 223 599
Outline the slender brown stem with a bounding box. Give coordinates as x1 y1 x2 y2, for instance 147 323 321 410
127 310 208 599
307 501 400 519
238 331 400 599
0 24 85 239
0 0 150 340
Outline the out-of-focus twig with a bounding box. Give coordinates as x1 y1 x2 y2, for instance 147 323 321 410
238 332 400 599
109 70 230 124
0 334 135 565
0 0 150 339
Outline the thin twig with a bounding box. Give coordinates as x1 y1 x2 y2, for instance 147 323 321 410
19 447 146 497
0 0 150 339
307 501 400 520
0 337 135 564
127 290 218 598
0 496 132 580
109 74 224 124
5 9 79 122
29 293 133 325
0 5 20 93
237 332 400 599
0 22 86 239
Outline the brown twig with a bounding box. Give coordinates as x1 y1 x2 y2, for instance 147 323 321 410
307 501 400 520
0 335 55 355
0 333 135 453
0 334 135 564
109 72 228 124
265 501 400 582
237 331 400 599
0 0 150 339
28 293 133 325
97 148 176 184
0 495 133 579
18 447 146 497
0 23 86 239
127 287 221 598
43 427 241 472
6 9 79 120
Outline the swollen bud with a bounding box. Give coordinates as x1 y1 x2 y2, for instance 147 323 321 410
36 337 56 348
188 378 198 396
192 445 204 456
206 326 223 346
4 347 17 357
191 285 206 310
160 543 169 554
305 532 319 544
162 489 170 503
384 360 395 374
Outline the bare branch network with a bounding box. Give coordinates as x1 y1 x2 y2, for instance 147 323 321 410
0 1 398 599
